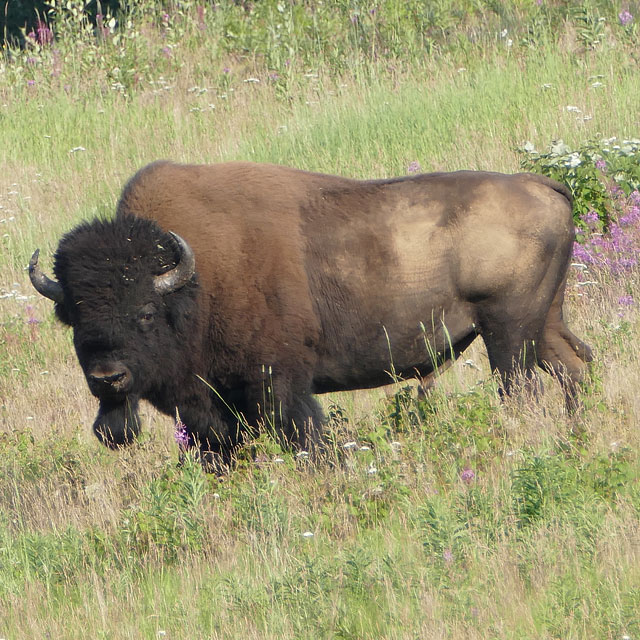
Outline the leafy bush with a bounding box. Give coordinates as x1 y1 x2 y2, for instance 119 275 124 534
520 138 640 289
518 137 640 225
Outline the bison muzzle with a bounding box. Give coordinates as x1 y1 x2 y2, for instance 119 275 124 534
30 161 593 470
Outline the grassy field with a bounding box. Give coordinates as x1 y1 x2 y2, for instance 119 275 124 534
1 2 640 638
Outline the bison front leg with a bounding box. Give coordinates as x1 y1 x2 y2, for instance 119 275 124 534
177 402 242 474
241 376 325 455
284 393 325 453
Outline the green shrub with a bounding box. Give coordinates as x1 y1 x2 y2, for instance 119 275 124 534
518 137 640 226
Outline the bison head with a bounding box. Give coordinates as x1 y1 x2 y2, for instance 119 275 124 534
29 215 198 448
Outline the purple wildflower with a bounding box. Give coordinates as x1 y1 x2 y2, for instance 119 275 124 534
25 305 40 325
254 453 269 467
461 468 475 484
25 305 40 341
582 210 600 228
610 184 625 198
222 67 231 74
269 72 279 81
595 158 607 171
618 294 634 306
572 241 594 266
443 549 454 563
407 161 422 174
27 80 36 86
174 416 192 449
619 10 633 26
162 46 172 58
573 189 640 277
28 19 53 46
619 205 640 226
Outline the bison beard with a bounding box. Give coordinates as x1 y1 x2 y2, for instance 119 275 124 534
29 161 593 472
93 397 142 448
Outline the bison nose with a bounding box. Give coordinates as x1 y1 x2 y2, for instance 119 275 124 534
90 371 126 384
87 365 132 394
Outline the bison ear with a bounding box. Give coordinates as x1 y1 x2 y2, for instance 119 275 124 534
54 302 73 327
167 286 198 336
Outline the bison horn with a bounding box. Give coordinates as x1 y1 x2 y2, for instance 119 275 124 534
29 249 64 304
153 232 196 295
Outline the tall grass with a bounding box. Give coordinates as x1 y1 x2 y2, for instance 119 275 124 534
1 2 640 638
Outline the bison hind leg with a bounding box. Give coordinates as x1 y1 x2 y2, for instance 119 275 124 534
537 322 593 412
536 275 593 411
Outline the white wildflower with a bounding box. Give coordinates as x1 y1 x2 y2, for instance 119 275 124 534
565 152 582 168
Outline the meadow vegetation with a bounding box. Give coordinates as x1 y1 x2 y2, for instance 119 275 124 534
1 1 640 638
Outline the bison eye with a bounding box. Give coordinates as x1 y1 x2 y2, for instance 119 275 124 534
137 303 157 330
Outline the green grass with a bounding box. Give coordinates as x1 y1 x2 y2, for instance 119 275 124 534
1 2 640 638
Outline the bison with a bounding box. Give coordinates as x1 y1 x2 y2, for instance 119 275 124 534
30 161 592 469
